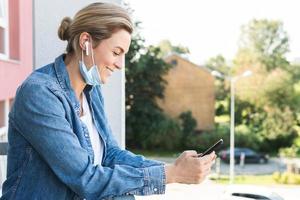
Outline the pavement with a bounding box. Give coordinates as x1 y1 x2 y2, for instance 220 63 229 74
135 156 298 200
136 179 300 200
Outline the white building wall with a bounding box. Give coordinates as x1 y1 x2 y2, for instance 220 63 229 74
33 0 125 148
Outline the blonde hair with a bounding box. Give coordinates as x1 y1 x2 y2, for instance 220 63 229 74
57 2 133 53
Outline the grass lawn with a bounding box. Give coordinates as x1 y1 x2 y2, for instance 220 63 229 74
210 174 277 185
128 149 180 158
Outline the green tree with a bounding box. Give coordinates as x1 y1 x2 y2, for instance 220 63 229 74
125 24 176 149
232 19 299 153
178 111 197 149
157 39 190 58
205 55 230 116
179 111 197 136
206 55 230 75
238 19 290 71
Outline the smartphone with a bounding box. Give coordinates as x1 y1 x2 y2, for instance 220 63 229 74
198 139 223 157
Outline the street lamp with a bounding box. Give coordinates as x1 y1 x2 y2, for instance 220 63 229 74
211 69 252 184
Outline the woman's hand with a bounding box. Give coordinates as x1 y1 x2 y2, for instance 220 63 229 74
165 150 216 184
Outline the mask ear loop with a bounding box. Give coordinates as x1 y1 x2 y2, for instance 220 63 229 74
90 40 102 83
90 41 95 66
81 47 85 66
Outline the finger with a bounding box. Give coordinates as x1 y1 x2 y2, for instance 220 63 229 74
211 153 217 164
212 157 216 165
197 153 203 157
213 154 217 160
209 151 216 159
183 150 198 157
198 154 214 164
204 167 211 176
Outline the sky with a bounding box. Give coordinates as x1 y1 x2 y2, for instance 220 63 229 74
126 0 300 65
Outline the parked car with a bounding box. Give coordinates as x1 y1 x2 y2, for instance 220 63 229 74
219 147 268 164
222 185 284 200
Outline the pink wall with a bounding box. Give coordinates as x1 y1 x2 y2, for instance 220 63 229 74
9 0 20 60
0 0 32 100
0 100 4 126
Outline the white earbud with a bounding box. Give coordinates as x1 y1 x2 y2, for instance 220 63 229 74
84 41 89 56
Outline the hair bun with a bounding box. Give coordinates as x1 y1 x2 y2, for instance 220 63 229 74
58 17 72 41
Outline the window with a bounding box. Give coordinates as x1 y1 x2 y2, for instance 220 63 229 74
0 99 9 142
171 59 178 66
0 0 8 59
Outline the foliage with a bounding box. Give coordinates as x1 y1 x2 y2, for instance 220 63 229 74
238 19 290 71
184 124 230 153
279 137 300 157
211 175 277 185
125 19 300 155
157 39 190 58
206 55 230 116
260 107 296 140
206 55 231 76
125 23 174 149
272 172 300 185
178 111 197 148
235 124 261 151
231 19 298 154
140 114 182 151
125 24 197 151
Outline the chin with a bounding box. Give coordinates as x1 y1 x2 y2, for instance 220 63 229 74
100 76 107 84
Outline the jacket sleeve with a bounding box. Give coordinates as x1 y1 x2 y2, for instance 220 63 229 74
94 86 165 169
102 128 164 169
12 81 166 199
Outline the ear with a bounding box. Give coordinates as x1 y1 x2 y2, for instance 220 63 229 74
79 32 91 50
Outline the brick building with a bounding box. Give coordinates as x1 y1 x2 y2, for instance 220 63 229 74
157 54 215 131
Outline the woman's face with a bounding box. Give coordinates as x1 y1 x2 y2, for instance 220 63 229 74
92 29 131 84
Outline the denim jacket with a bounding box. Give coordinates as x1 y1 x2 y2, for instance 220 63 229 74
0 54 166 200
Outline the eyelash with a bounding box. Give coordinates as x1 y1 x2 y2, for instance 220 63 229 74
113 52 120 56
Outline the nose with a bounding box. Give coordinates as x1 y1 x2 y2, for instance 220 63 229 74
114 55 125 70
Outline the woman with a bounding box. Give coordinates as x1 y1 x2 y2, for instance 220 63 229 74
0 2 215 200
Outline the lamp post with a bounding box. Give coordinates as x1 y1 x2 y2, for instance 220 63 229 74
211 70 252 184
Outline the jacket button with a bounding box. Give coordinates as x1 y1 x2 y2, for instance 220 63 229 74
154 188 158 192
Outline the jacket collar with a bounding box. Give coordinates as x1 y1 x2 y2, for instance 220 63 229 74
53 54 91 116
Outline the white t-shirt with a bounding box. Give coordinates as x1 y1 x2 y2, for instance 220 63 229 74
80 93 103 166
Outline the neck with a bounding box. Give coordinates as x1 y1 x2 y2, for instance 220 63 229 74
64 53 86 102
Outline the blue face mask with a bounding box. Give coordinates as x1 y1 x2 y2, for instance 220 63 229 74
79 41 102 86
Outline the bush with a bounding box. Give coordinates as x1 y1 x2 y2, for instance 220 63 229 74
144 116 182 151
272 171 300 184
179 111 197 135
280 137 300 157
279 145 299 158
178 111 197 149
272 171 281 182
185 123 262 154
184 124 229 153
235 124 261 151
